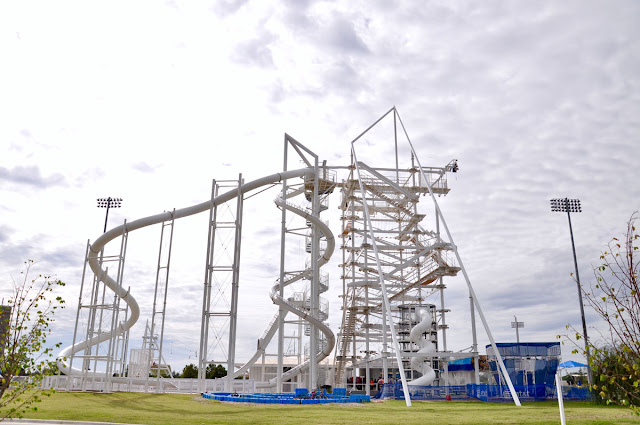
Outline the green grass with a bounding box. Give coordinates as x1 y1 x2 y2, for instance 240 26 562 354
11 392 640 425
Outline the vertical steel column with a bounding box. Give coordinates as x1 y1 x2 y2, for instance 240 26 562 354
67 240 91 391
362 202 372 396
148 224 165 390
198 179 218 393
309 157 320 390
469 295 480 384
277 139 288 392
157 211 175 389
439 278 449 388
435 211 450 387
93 268 108 379
227 174 244 392
351 326 357 392
364 285 370 395
298 320 303 386
120 303 130 379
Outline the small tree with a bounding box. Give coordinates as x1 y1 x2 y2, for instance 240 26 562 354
206 364 227 379
0 260 66 420
181 363 198 379
577 213 640 413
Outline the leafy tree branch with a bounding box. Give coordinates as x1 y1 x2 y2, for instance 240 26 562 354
0 260 66 420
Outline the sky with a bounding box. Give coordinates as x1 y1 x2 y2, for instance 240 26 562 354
1 0 639 374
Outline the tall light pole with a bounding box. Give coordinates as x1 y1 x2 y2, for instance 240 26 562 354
550 197 593 387
97 197 123 233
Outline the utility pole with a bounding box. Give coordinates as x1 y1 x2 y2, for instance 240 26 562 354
511 316 523 345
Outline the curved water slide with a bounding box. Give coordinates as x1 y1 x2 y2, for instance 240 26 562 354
230 186 335 386
57 168 335 387
408 307 437 386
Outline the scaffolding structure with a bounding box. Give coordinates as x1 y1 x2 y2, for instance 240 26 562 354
199 176 244 393
334 110 461 399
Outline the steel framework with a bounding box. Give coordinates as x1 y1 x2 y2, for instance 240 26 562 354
199 176 244 393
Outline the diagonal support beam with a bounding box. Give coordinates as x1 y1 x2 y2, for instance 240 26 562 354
395 108 522 407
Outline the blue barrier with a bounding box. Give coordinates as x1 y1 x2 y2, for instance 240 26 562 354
203 389 370 405
295 388 309 398
564 386 591 400
332 388 347 397
466 384 567 402
348 394 371 403
378 383 588 402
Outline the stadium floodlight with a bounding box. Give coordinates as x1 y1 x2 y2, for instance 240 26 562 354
550 198 581 213
97 197 123 233
550 197 592 388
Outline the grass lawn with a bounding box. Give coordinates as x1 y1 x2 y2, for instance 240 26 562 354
11 392 640 425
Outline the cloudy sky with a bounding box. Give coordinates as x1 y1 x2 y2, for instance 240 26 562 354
1 0 639 374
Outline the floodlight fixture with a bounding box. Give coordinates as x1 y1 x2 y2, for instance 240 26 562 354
550 198 581 213
97 197 123 233
550 197 592 387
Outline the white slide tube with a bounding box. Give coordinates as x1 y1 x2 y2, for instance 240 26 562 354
57 168 315 386
408 308 437 386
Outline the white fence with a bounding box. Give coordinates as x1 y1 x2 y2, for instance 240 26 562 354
40 375 258 394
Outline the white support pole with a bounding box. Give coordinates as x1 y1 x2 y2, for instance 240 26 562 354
556 372 567 425
398 110 521 406
198 179 217 393
351 149 412 407
469 295 480 385
227 174 244 392
363 194 371 396
68 240 91 392
310 156 320 390
156 210 175 390
277 140 288 393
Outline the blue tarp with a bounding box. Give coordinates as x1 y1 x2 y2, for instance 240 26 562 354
380 382 591 402
381 383 469 401
486 342 560 388
564 386 591 400
486 342 561 357
559 360 588 368
447 357 474 372
467 384 555 402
